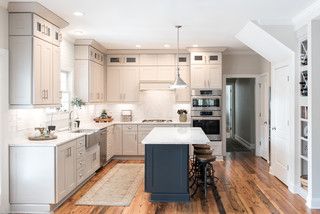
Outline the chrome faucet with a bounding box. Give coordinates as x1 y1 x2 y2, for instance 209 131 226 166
68 110 74 130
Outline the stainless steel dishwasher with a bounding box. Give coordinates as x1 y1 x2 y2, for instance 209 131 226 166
99 128 108 166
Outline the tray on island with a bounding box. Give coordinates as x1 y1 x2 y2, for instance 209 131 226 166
28 135 57 141
94 117 113 123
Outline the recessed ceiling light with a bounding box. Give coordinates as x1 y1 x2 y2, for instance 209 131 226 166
73 11 84 16
164 44 170 48
136 44 141 48
73 30 85 36
192 44 199 47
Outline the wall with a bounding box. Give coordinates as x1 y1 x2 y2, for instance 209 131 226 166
233 78 256 148
0 5 9 213
223 53 271 75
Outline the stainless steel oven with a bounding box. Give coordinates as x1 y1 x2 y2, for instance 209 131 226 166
191 110 222 141
191 89 221 111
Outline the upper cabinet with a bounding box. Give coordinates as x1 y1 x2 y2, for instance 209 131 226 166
190 52 221 65
107 66 140 102
190 52 222 89
107 55 139 66
74 40 106 103
9 10 66 106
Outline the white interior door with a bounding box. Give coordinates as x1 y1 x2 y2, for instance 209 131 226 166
258 74 270 162
271 65 290 185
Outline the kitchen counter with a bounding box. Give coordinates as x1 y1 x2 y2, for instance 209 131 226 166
143 127 208 202
142 127 209 145
9 121 191 147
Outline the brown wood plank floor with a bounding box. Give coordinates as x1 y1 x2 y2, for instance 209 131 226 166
55 153 320 214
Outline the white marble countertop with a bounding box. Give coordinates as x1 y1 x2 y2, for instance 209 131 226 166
142 127 210 145
9 121 191 147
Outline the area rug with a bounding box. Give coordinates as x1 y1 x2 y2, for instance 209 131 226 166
76 163 144 206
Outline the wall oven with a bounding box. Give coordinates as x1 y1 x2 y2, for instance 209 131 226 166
191 89 222 111
191 110 222 141
191 89 222 141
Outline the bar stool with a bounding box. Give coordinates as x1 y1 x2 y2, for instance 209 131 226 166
189 145 212 180
191 154 219 201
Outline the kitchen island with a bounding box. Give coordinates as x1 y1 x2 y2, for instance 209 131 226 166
142 127 210 202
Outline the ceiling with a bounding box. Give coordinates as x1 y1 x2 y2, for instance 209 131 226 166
4 0 318 50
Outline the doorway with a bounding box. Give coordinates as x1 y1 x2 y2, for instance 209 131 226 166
226 78 255 153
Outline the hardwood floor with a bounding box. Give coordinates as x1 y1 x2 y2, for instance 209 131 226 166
55 153 319 214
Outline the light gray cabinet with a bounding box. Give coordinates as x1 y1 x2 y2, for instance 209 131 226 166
122 125 138 155
9 13 61 106
56 140 77 202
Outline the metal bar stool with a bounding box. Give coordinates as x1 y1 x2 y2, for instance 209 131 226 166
191 154 219 201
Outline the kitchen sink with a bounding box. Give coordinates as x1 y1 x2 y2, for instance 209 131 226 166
71 129 97 134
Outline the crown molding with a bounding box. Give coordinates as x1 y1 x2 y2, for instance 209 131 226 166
186 47 227 53
74 39 107 54
7 2 68 28
105 49 189 55
292 0 320 30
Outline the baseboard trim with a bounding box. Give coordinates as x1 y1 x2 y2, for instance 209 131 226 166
234 135 255 149
307 197 320 209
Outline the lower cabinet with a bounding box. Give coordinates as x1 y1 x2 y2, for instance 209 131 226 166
106 126 114 161
84 144 100 177
112 124 123 155
122 125 138 155
56 139 77 202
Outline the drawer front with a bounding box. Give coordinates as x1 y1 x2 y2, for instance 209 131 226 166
77 137 86 148
77 147 85 159
33 14 53 43
77 158 85 169
123 124 138 132
77 168 86 185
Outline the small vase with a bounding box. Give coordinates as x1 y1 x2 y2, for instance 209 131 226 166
179 113 187 122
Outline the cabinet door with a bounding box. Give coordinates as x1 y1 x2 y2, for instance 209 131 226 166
140 54 157 66
177 54 190 66
122 125 138 155
52 45 60 104
107 126 114 160
33 37 52 104
113 125 123 155
65 144 77 194
191 53 206 65
107 66 121 102
98 64 105 102
124 55 139 65
175 66 190 102
206 53 222 64
157 54 175 65
191 65 207 88
157 66 175 81
89 62 97 102
56 141 76 202
138 125 155 156
121 67 140 102
208 65 222 89
140 66 158 81
91 145 100 172
107 55 123 65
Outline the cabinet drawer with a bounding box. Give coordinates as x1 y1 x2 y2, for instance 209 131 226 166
77 137 86 148
77 147 85 159
123 125 138 132
77 158 85 169
77 168 86 185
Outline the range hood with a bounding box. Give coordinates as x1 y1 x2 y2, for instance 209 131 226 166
139 80 173 91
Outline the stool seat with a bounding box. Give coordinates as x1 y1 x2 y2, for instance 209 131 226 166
196 155 216 163
193 144 211 150
194 149 213 156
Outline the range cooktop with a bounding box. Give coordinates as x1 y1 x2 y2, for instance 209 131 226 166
142 119 173 123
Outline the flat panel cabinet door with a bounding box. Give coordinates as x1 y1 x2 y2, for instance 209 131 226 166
98 64 105 102
157 66 175 81
157 54 175 65
89 62 97 102
140 67 158 81
175 66 190 102
191 65 207 88
64 144 77 194
52 45 60 104
33 37 53 105
122 125 138 155
107 67 121 102
208 65 222 89
113 125 123 155
121 67 139 102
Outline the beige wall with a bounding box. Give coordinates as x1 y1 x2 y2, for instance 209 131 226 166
0 6 8 49
223 53 270 75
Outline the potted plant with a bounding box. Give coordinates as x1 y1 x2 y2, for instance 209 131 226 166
71 97 86 127
100 109 108 119
177 109 188 122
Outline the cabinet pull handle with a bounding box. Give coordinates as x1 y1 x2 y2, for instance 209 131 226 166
41 90 45 99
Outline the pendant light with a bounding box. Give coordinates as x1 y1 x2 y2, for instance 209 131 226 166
170 25 188 89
